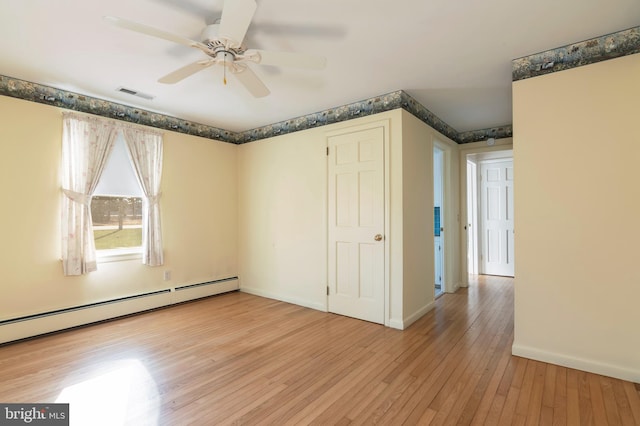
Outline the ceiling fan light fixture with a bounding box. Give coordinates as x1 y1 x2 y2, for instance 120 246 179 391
217 50 235 65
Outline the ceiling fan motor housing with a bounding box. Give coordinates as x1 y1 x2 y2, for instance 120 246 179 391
200 24 248 64
200 24 221 45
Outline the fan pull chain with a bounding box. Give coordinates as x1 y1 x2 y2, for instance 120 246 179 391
223 54 227 85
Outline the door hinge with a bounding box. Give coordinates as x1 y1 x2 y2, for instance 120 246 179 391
326 147 329 156
326 286 329 295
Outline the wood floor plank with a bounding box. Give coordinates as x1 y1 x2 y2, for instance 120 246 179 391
468 339 514 425
432 308 514 425
458 327 514 425
578 370 594 425
566 368 581 425
514 359 538 419
542 363 557 410
484 393 507 425
611 380 638 426
623 381 640 425
601 375 623 426
308 359 399 424
552 366 568 425
1 276 638 425
588 373 609 425
401 283 513 424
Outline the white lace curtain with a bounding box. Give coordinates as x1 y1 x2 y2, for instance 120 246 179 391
122 126 164 266
61 113 164 276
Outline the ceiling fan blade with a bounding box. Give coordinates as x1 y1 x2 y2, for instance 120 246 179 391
104 16 209 52
218 0 257 46
231 65 270 98
158 60 214 84
249 50 327 70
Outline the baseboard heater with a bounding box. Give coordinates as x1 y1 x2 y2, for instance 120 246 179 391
175 277 237 291
0 277 239 344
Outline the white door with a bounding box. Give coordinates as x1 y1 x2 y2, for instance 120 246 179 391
328 127 385 324
480 160 514 276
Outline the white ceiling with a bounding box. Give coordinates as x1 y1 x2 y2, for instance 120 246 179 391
0 0 638 134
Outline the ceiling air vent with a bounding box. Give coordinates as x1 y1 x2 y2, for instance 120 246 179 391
116 87 154 100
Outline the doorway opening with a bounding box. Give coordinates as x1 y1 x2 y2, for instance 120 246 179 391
465 150 514 279
434 145 444 297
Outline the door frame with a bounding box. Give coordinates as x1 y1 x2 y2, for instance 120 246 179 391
478 158 514 276
433 138 456 294
325 119 391 326
459 141 514 287
433 144 444 296
466 159 479 274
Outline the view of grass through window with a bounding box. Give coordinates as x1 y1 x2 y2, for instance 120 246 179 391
91 196 143 250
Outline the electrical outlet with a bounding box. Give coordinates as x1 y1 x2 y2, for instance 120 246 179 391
163 270 171 281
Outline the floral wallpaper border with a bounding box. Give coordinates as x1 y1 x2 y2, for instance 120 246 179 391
0 75 236 143
512 26 639 82
0 74 511 145
2 26 634 146
238 91 404 143
458 126 513 144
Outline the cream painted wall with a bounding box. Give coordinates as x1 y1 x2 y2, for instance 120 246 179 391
236 127 328 311
400 112 434 322
400 111 460 326
163 128 238 285
237 112 405 320
0 96 238 323
237 108 461 329
0 93 462 337
512 53 640 382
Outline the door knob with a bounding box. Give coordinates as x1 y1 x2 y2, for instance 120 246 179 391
374 234 383 241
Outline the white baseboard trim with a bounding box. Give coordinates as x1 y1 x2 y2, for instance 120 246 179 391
404 300 436 329
445 282 461 293
239 285 437 331
0 278 239 345
388 318 404 330
512 342 640 383
240 286 326 312
388 301 436 330
172 279 239 304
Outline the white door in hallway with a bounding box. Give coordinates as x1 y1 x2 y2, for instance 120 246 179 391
328 127 385 324
480 159 514 277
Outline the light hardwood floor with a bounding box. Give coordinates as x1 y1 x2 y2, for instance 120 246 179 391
1 275 638 425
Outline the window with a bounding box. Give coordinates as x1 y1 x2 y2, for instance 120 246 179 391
91 196 142 250
91 134 143 253
61 112 164 275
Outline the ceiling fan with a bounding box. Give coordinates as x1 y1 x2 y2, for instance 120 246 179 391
104 0 326 98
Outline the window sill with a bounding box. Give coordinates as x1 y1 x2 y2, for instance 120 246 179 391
97 248 142 263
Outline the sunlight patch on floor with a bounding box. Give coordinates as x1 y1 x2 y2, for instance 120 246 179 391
55 359 160 426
